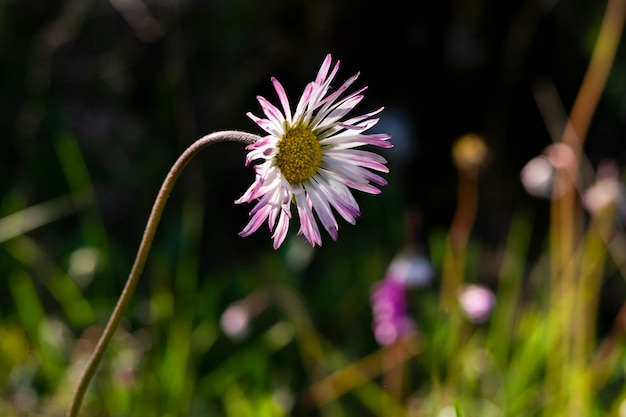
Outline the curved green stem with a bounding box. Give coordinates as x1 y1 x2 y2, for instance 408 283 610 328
66 130 260 417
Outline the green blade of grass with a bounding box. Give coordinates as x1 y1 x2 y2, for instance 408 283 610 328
5 236 94 326
8 271 65 383
487 209 535 367
0 190 92 244
54 133 110 265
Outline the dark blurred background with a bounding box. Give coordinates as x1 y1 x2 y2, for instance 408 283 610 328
2 0 626 350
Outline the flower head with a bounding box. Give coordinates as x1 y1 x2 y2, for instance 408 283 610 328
236 54 392 248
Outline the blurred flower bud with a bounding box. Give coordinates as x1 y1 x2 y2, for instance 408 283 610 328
521 143 575 199
545 143 576 171
220 289 271 341
520 155 554 198
452 133 488 172
458 284 495 324
584 178 623 214
583 160 623 214
220 303 251 340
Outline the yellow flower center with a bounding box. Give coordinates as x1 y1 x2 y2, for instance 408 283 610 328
276 127 322 184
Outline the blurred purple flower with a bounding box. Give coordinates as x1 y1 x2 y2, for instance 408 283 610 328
371 279 415 346
458 284 495 324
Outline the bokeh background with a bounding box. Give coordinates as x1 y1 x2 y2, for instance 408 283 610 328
1 0 626 416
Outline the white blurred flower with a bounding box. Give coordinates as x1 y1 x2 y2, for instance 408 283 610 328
583 160 623 214
220 304 251 340
458 284 495 324
583 178 623 214
520 143 576 200
385 248 434 288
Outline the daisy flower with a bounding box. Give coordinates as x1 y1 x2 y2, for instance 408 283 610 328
236 54 392 249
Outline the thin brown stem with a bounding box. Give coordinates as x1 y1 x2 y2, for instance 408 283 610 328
546 0 625 413
66 130 260 417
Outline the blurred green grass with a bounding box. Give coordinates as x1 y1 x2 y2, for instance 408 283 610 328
2 141 625 416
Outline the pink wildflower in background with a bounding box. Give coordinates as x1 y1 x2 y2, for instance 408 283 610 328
458 284 495 324
371 279 415 346
370 249 432 346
